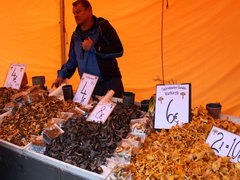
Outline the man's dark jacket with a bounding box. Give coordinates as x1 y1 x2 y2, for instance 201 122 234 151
58 16 123 82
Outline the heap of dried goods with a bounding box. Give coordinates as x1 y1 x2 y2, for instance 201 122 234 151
0 96 82 146
45 103 142 174
131 106 240 179
0 87 22 114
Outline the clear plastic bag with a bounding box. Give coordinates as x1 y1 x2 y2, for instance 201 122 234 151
130 118 148 133
50 118 65 128
108 164 132 180
42 123 64 144
115 138 141 157
60 112 74 120
30 135 46 146
127 132 147 144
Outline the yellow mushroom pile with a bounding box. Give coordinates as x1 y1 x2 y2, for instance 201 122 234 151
131 106 240 179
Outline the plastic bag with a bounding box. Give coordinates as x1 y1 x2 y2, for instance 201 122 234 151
60 112 74 120
42 123 64 144
30 135 46 146
130 118 148 133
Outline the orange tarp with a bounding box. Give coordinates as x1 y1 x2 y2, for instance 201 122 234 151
0 0 239 116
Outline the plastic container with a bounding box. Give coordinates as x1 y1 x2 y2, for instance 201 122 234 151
32 76 45 89
62 85 73 101
140 100 149 112
206 103 222 119
123 92 135 107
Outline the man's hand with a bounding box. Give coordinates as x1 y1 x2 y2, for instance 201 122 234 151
51 77 64 88
82 37 93 51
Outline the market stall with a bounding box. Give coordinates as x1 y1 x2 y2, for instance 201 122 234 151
0 0 240 179
0 74 240 179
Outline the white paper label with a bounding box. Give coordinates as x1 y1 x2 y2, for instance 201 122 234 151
154 84 191 129
4 63 26 89
73 73 98 105
206 126 240 163
87 101 116 123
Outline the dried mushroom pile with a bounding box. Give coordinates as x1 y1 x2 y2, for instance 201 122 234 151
0 87 22 114
45 103 142 174
0 96 81 146
131 106 240 179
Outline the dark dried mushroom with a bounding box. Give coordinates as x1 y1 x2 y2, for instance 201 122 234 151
45 103 142 174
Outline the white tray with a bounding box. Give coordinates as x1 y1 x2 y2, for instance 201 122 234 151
0 139 29 154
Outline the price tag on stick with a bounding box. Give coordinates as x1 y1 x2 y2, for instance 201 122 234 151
206 126 240 163
87 90 116 123
154 83 191 129
87 101 116 123
73 73 98 105
4 63 26 89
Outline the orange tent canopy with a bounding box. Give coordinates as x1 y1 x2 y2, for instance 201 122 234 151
0 0 239 116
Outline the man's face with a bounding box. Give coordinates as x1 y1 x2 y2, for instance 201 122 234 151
72 4 91 26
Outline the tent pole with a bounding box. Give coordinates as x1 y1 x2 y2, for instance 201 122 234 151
60 0 66 65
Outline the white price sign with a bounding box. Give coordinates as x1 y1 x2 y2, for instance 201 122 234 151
73 73 98 105
154 84 191 129
87 101 116 123
4 63 26 89
206 126 240 163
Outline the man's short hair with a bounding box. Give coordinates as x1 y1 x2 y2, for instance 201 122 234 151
72 0 92 9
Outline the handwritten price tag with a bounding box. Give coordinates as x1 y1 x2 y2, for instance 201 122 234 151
154 83 191 129
87 101 116 123
206 126 240 163
4 63 26 89
73 73 98 105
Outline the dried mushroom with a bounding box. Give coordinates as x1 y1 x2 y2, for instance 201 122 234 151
0 96 83 146
109 165 132 180
131 106 240 179
45 103 142 174
0 87 22 114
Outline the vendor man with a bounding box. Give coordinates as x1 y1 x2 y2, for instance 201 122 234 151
52 0 124 97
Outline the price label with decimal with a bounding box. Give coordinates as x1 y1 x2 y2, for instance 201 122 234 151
73 73 99 105
87 101 116 123
206 126 240 163
4 63 26 89
154 83 191 129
